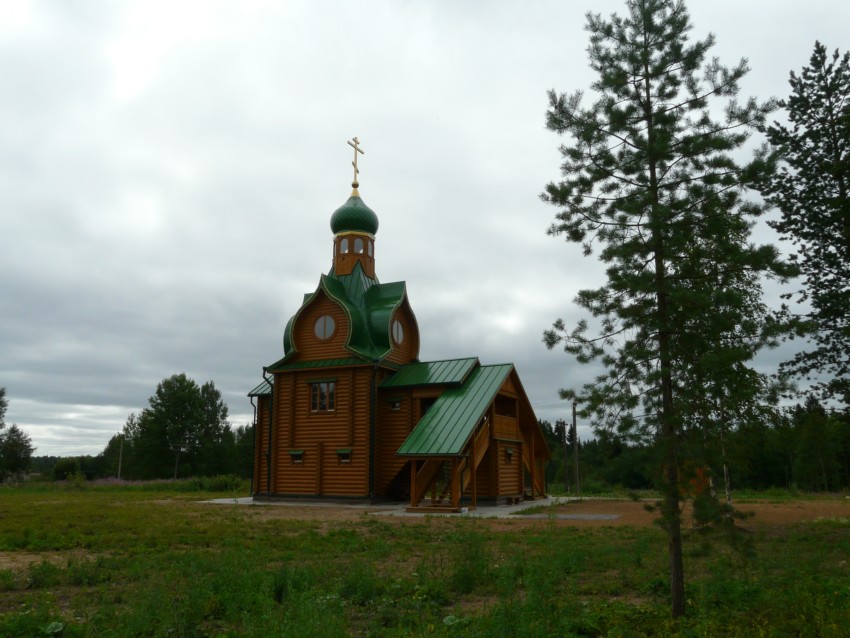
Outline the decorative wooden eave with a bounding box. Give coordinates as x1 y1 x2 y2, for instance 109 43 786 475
280 264 413 366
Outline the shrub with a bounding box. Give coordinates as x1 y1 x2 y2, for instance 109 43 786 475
51 458 80 481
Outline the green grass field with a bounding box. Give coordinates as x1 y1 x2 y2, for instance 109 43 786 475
0 483 847 637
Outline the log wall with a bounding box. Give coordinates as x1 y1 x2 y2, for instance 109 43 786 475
494 414 518 440
292 293 350 361
496 440 522 497
375 390 415 496
253 396 271 494
384 306 419 366
268 366 373 496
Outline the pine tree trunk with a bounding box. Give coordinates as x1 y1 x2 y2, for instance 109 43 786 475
663 439 686 616
652 212 686 616
658 304 686 617
645 46 686 616
719 421 732 505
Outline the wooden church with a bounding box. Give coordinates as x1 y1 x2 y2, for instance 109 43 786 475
248 139 550 511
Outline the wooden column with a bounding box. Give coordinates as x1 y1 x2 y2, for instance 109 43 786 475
518 442 525 498
409 459 418 508
451 458 461 511
530 430 536 497
466 433 478 509
430 469 437 505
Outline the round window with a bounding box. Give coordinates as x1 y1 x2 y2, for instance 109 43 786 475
314 315 336 340
392 319 404 345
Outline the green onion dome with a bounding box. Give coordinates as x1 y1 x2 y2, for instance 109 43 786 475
330 193 379 235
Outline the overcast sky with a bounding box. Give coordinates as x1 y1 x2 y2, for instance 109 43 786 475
1 0 845 457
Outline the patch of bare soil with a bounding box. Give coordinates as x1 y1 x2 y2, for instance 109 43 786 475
542 497 850 529
231 497 850 530
0 549 94 572
731 498 850 526
245 503 398 523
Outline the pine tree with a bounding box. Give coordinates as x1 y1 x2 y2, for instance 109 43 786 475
760 42 850 406
541 0 790 615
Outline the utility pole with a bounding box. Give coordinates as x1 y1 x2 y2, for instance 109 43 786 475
572 402 580 497
560 419 569 494
117 435 123 480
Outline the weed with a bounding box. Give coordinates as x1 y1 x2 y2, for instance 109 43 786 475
448 525 493 595
271 562 314 603
338 560 384 605
40 621 64 637
28 561 62 589
65 557 111 586
0 568 16 591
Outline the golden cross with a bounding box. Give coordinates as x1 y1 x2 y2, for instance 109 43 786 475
347 136 364 187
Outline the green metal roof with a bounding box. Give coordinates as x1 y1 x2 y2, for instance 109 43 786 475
280 260 412 364
266 357 368 372
380 358 478 389
365 281 409 354
397 364 513 456
247 380 272 397
337 261 378 300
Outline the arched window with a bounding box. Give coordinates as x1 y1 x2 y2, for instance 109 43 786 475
354 238 364 254
314 315 336 340
367 240 373 257
392 319 404 345
340 238 349 254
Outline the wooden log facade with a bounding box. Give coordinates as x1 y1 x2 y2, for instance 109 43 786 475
249 184 550 508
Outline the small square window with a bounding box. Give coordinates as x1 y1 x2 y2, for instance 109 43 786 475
504 448 515 463
336 449 352 464
389 400 401 411
310 382 335 412
289 449 304 464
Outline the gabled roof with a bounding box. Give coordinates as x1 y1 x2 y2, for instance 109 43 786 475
278 261 411 366
397 364 513 456
380 358 478 389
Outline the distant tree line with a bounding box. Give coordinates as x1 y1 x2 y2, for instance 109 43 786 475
541 396 850 493
33 374 254 482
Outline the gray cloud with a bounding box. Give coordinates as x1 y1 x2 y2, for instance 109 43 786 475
1 0 843 456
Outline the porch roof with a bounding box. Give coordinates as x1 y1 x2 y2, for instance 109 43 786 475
380 357 478 389
396 363 512 456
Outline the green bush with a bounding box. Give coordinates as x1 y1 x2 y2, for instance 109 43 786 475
51 458 80 481
0 569 16 591
28 561 62 589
